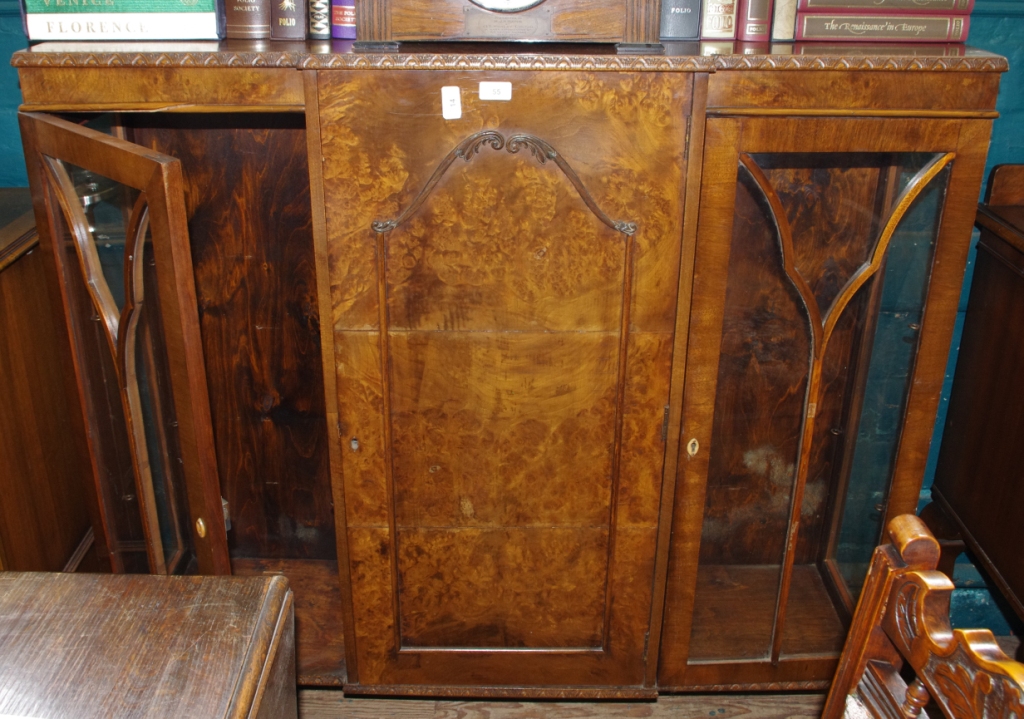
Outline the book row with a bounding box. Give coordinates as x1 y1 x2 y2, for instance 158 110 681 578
22 0 356 41
664 0 973 42
22 0 973 43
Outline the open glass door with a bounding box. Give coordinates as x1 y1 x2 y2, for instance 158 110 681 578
19 112 230 575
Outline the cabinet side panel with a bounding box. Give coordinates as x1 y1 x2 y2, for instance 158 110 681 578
0 244 93 571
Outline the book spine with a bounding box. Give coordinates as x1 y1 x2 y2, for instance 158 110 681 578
700 0 737 39
771 0 796 40
330 0 355 39
738 0 773 40
226 0 269 39
24 0 217 12
271 0 306 39
661 0 701 39
24 13 221 39
794 12 970 41
796 0 973 12
309 0 329 39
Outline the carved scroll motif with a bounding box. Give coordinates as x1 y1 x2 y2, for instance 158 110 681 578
894 581 922 648
42 157 174 575
736 151 955 661
372 130 636 236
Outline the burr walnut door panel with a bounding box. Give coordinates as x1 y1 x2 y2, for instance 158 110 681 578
659 116 991 690
316 70 691 690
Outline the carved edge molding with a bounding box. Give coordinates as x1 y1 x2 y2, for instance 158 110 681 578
11 50 1008 73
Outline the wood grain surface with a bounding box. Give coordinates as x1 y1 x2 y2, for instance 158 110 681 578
300 690 825 718
0 573 296 719
0 215 92 572
931 211 1024 622
233 557 348 685
318 69 689 689
130 114 335 561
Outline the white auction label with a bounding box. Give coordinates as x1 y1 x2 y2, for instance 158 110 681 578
478 81 513 101
441 86 462 119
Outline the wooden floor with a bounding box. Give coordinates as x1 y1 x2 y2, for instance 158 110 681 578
299 690 825 718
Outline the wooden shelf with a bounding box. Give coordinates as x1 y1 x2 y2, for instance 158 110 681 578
689 564 847 663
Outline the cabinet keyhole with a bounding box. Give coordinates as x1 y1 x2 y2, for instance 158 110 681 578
687 438 699 457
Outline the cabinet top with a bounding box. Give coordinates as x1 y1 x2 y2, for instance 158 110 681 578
11 40 1007 73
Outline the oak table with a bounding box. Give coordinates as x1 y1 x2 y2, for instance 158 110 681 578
0 573 297 718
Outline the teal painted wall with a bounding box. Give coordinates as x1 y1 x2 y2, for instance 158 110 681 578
0 1 27 186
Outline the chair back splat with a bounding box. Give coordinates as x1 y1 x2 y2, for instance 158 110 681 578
822 514 1024 719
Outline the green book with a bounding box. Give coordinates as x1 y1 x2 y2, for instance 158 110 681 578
23 0 224 39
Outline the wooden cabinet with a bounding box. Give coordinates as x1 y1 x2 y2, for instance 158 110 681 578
927 165 1024 624
0 190 94 572
12 43 1004 696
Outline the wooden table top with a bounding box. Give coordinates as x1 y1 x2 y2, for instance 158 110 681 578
977 204 1024 255
0 573 291 719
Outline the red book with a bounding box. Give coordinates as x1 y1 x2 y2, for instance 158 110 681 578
795 13 970 42
737 0 774 41
796 0 974 12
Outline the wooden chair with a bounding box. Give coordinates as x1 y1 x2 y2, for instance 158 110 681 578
821 514 1024 719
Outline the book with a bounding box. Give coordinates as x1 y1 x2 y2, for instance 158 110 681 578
737 0 773 41
796 0 973 11
271 0 306 39
330 0 354 39
791 42 967 55
794 12 970 41
309 0 329 39
22 0 224 40
771 0 797 39
226 0 270 39
700 0 737 39
661 0 701 40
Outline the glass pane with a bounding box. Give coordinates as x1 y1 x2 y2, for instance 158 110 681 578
49 172 148 573
691 151 950 663
49 158 192 573
832 162 951 600
689 166 808 662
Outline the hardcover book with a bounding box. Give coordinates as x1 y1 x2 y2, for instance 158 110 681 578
700 0 737 39
737 0 773 41
22 0 224 40
661 0 701 40
331 0 355 39
771 0 796 40
797 0 973 11
309 0 329 39
795 12 970 41
226 0 270 39
271 0 306 39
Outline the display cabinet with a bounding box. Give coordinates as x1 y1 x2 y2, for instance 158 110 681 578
11 42 1004 696
659 108 991 690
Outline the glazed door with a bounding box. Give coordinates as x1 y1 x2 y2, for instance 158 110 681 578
315 70 691 690
20 112 230 575
660 116 990 689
